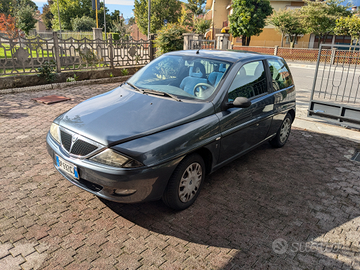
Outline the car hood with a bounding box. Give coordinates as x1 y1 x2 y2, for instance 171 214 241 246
56 85 214 146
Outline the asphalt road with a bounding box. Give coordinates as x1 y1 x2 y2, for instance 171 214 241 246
287 62 317 118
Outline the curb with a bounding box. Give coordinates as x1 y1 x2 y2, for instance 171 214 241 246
293 116 360 144
0 75 132 95
287 62 317 69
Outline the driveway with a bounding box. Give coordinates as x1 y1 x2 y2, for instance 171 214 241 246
0 82 360 269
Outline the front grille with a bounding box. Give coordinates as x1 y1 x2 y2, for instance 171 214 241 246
60 130 99 156
60 130 72 152
71 140 98 156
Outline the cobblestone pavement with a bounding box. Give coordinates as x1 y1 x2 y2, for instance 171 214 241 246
1 83 360 269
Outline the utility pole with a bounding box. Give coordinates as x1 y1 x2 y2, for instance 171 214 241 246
57 0 62 38
95 0 99 28
148 0 151 39
104 0 106 39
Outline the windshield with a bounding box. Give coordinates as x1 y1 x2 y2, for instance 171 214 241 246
127 54 232 100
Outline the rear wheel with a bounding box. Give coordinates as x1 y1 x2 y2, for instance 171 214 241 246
162 154 205 210
270 113 292 148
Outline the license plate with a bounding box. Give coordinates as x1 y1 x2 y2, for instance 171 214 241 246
56 155 79 179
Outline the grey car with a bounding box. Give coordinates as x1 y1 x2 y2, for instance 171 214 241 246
46 50 296 210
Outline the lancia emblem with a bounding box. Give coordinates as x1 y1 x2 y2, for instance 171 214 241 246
70 134 78 152
72 135 78 143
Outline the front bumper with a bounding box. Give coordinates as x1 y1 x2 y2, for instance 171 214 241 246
46 132 180 203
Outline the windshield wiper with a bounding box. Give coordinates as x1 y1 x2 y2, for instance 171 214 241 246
126 82 144 94
142 89 181 102
126 83 181 102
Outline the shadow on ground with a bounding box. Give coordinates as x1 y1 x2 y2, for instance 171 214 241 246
101 128 360 269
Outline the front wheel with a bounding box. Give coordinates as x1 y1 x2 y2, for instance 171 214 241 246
162 154 205 210
270 113 293 148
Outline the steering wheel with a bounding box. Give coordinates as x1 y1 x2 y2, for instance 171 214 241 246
193 83 215 98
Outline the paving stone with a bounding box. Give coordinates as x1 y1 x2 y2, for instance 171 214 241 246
0 243 13 259
1 83 360 269
0 255 25 270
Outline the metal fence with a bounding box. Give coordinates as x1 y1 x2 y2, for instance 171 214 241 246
308 44 360 128
190 39 216 50
0 32 154 76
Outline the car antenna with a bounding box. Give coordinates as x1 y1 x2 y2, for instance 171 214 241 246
196 48 200 54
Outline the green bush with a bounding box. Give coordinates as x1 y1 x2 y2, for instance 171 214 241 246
71 16 96 31
37 60 56 83
113 33 120 41
121 69 129 76
194 18 211 35
154 23 189 57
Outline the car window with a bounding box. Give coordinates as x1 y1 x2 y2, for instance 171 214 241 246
128 55 232 100
228 61 267 101
267 59 293 91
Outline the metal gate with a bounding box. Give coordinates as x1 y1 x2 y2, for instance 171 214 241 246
308 44 360 128
189 39 216 50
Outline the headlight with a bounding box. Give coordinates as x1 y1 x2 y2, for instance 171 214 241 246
50 123 60 143
90 149 143 168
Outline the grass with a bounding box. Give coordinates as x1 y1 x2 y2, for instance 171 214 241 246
0 44 53 59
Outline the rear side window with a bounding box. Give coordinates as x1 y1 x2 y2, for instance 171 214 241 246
267 59 293 91
228 60 267 101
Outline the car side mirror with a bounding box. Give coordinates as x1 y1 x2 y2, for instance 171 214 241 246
226 97 251 109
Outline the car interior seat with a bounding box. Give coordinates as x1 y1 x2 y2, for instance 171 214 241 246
180 62 208 95
208 64 226 87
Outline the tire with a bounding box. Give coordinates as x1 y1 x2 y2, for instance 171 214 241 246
162 154 205 210
270 113 293 148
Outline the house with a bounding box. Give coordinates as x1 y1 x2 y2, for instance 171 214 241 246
205 0 312 48
130 24 147 40
34 10 47 32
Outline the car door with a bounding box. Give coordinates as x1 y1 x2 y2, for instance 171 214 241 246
217 60 274 164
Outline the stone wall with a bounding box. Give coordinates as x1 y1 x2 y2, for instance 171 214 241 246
0 66 140 90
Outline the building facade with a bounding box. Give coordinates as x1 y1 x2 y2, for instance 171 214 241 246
205 0 313 48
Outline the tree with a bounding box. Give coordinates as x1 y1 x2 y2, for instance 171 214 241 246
229 0 273 46
0 13 20 38
186 0 206 16
0 0 37 16
300 0 351 45
268 9 306 48
335 16 360 46
154 23 189 56
194 17 211 35
71 15 95 31
50 0 92 30
111 15 128 38
178 5 193 29
50 0 117 31
128 16 136 26
16 1 37 35
134 0 182 35
41 1 53 30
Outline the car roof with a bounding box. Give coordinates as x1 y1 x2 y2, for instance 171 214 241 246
166 49 280 63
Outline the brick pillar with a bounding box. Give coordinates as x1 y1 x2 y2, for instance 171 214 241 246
93 28 103 40
216 34 230 50
183 33 199 50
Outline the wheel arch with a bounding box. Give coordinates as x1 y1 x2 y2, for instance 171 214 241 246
193 147 213 176
288 109 295 123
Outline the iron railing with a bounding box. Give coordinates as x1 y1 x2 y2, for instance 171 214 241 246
0 32 154 76
190 39 216 50
308 44 360 128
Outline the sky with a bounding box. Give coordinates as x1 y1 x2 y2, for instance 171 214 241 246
33 0 136 19
33 0 360 20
